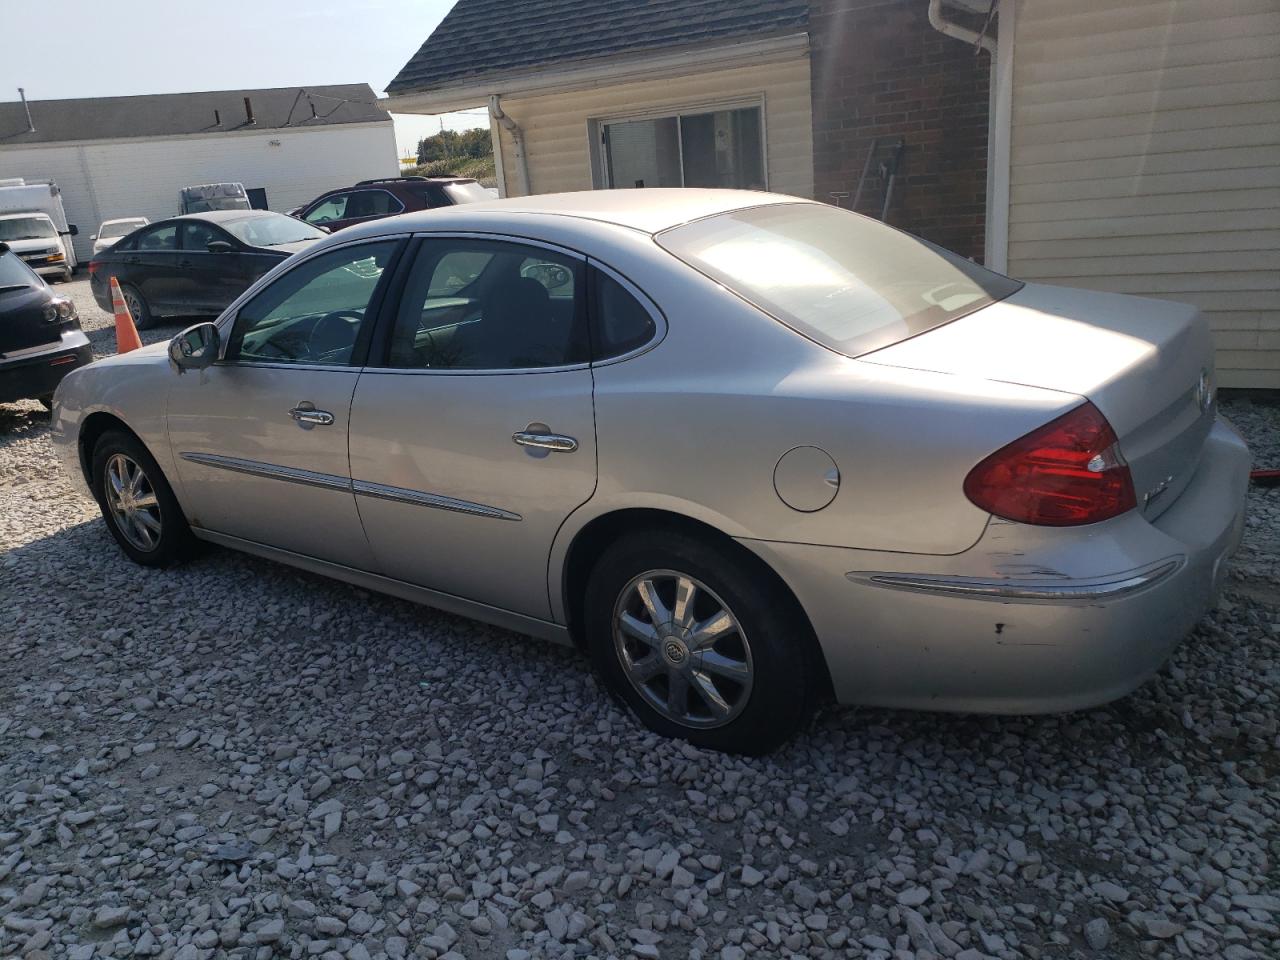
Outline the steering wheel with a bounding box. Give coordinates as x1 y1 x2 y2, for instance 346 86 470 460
308 311 363 360
520 262 572 289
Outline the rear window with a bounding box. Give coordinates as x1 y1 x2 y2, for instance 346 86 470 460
443 181 493 204
656 203 1022 357
0 251 39 289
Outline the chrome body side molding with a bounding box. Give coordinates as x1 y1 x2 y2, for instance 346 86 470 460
847 558 1184 603
180 453 521 521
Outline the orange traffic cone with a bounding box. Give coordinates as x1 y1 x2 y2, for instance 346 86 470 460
109 277 143 354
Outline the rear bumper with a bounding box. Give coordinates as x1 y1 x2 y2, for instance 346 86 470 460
741 418 1251 713
0 332 92 404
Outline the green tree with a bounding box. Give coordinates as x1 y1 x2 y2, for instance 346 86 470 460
416 127 492 166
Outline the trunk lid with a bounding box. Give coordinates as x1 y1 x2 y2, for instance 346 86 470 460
863 282 1216 521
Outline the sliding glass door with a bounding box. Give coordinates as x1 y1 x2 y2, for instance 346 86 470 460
600 105 766 191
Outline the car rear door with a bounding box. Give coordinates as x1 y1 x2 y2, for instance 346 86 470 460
122 222 182 312
346 235 597 621
167 238 404 569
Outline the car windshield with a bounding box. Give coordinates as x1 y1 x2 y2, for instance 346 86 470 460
657 203 1023 358
443 181 493 204
0 251 39 290
0 217 56 241
224 215 326 248
101 220 145 239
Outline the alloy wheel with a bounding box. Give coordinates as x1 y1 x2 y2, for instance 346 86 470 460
103 453 162 551
612 569 754 729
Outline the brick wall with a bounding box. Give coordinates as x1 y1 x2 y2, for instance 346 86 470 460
809 0 991 261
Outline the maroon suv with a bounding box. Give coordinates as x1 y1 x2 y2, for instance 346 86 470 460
292 176 492 232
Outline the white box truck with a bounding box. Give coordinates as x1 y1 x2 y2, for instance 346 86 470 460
0 178 79 282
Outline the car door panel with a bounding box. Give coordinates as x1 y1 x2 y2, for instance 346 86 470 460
348 368 597 619
348 235 597 621
167 366 375 569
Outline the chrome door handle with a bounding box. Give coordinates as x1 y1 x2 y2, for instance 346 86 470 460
512 431 578 453
290 406 335 426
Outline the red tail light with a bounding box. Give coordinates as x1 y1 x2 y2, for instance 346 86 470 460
87 260 102 275
964 402 1136 526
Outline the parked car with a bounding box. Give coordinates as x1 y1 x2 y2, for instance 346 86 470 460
92 217 149 257
0 178 79 280
52 190 1250 754
88 211 326 328
0 242 90 408
293 175 490 233
0 213 77 282
180 182 251 214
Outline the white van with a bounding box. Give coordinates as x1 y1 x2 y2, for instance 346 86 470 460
0 179 79 282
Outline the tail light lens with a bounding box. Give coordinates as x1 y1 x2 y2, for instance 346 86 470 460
87 260 102 275
964 402 1136 526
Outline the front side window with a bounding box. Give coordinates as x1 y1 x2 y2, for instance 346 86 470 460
305 194 350 224
135 223 178 252
226 241 397 366
600 105 765 191
180 221 225 251
657 203 1023 358
388 239 586 371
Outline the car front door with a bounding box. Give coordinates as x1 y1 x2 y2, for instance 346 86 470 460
167 238 404 569
347 235 597 621
177 220 242 314
302 192 353 232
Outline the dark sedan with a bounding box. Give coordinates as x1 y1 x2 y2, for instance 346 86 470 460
0 242 91 408
88 211 326 328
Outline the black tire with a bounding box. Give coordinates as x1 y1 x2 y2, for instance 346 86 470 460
91 430 195 567
585 529 819 755
119 283 154 330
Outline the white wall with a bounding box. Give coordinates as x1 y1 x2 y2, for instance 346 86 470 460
492 55 814 200
1007 0 1280 389
0 122 398 260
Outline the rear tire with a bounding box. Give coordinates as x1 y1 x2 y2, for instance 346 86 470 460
585 529 818 755
91 430 195 567
119 283 154 330
37 395 53 411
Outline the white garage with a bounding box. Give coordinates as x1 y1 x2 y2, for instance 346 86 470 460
0 85 399 262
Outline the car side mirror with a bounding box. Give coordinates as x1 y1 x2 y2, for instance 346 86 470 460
206 240 235 253
89 234 98 241
68 224 79 237
169 322 220 373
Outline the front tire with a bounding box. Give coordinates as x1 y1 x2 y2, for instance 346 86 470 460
119 283 154 330
91 430 194 567
585 530 818 755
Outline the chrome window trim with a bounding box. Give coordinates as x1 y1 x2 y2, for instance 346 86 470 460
587 258 668 366
179 453 351 493
179 453 521 521
847 558 1184 603
352 480 522 521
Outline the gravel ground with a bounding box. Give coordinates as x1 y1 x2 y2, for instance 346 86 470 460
2 279 1278 960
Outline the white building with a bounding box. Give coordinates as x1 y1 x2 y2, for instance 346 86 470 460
0 85 398 261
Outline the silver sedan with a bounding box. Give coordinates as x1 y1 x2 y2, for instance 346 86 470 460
52 190 1250 754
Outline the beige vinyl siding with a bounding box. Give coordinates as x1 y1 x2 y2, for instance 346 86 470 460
491 54 813 201
1007 0 1280 388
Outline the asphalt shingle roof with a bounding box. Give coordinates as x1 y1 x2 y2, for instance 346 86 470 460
0 84 389 146
387 0 809 94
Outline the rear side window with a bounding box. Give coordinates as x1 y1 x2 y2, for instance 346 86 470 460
657 203 1022 358
593 270 657 360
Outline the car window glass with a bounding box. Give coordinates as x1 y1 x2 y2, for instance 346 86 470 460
181 221 225 251
388 239 586 370
305 194 349 224
135 223 178 252
594 271 658 359
345 191 401 219
226 241 397 367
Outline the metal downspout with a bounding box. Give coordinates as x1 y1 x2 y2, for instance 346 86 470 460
488 95 531 197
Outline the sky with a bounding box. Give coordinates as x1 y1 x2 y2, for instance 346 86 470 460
0 0 487 158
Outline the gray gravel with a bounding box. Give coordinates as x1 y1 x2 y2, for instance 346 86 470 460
2 279 1278 960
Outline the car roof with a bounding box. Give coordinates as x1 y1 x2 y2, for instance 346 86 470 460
0 211 54 221
101 217 147 225
177 210 280 224
344 189 810 237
